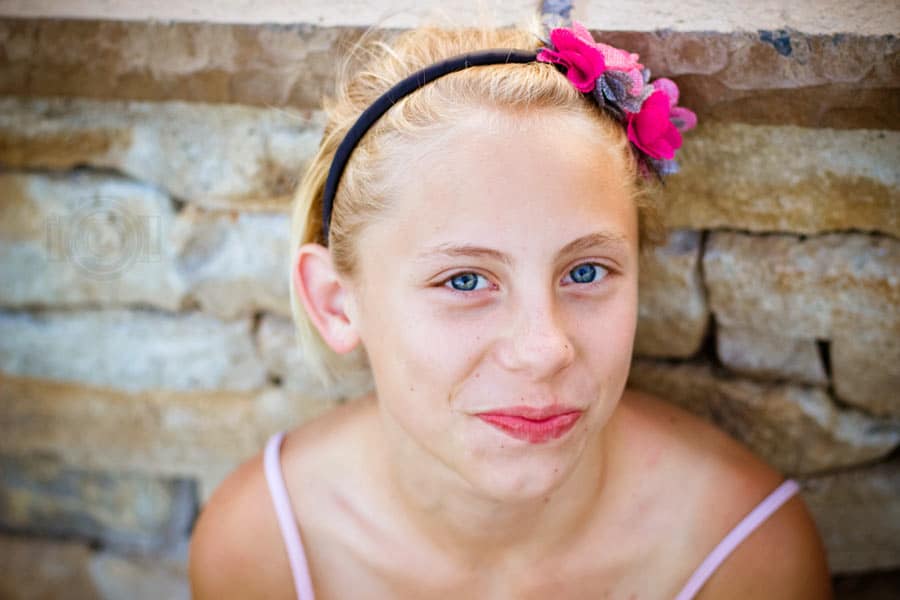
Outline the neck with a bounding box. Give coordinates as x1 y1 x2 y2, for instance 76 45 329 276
371 397 613 571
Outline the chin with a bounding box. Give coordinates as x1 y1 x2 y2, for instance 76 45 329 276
466 455 577 503
457 428 590 503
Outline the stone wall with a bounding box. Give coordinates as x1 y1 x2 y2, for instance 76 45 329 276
0 1 898 597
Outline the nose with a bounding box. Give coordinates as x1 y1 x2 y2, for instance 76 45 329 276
494 294 576 380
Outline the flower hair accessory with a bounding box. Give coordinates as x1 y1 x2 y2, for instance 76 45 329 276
537 21 697 177
318 22 697 243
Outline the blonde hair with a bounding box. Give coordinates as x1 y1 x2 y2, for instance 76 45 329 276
289 22 664 392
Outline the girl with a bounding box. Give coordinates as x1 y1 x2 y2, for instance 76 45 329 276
190 17 832 600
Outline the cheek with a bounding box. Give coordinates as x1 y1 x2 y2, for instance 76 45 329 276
571 283 638 369
359 294 479 405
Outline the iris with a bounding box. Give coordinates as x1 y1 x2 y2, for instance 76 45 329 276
570 263 598 283
449 272 480 291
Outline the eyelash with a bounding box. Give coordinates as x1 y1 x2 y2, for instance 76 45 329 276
439 262 612 295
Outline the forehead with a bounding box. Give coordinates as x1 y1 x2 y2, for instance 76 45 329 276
357 108 638 268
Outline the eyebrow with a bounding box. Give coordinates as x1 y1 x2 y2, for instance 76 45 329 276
414 232 629 265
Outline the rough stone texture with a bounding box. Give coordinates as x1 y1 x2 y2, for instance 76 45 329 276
0 453 196 553
581 1 900 34
0 172 307 318
171 206 292 319
0 534 190 600
634 229 708 358
88 550 190 600
0 308 266 393
4 96 897 238
1 18 897 129
0 96 324 209
628 359 900 475
257 313 374 401
831 332 900 418
716 325 828 386
0 171 187 310
597 30 900 130
0 1 537 26
662 124 900 237
0 535 100 599
703 232 900 417
2 0 898 34
801 458 900 573
0 372 337 501
704 232 900 339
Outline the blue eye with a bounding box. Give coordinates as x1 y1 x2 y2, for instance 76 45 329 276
447 272 487 292
566 263 608 284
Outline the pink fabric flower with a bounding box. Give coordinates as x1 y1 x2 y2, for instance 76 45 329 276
537 23 699 166
627 89 682 160
595 42 645 95
652 78 698 131
537 25 606 92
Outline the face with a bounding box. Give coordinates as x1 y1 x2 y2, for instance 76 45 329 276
345 108 639 502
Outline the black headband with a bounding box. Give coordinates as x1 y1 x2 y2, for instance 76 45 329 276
319 49 539 245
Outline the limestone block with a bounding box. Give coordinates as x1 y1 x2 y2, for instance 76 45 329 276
703 232 900 339
628 359 900 475
634 229 709 358
662 125 900 237
171 206 292 319
801 458 900 573
0 535 99 599
0 171 187 310
0 453 195 553
0 373 339 501
2 17 897 129
716 325 828 386
257 313 374 400
831 332 900 418
704 231 899 415
4 0 897 34
0 96 324 209
0 172 304 318
0 308 266 393
0 534 189 600
579 1 899 35
0 1 564 29
592 29 900 130
88 552 189 600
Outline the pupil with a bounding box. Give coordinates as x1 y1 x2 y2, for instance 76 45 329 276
452 273 478 290
572 264 596 283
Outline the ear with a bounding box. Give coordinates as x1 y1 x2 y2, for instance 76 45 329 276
292 243 361 354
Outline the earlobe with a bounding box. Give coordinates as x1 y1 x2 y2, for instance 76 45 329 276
292 243 361 354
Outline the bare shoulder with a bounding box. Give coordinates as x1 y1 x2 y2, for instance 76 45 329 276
618 388 832 599
696 486 833 599
189 397 374 599
188 439 293 599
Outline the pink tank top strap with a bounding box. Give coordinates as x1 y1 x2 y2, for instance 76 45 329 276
674 478 801 600
263 430 317 600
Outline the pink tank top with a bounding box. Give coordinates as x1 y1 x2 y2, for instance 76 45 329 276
263 430 800 600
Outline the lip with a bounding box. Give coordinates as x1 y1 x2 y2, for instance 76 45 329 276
475 404 584 444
